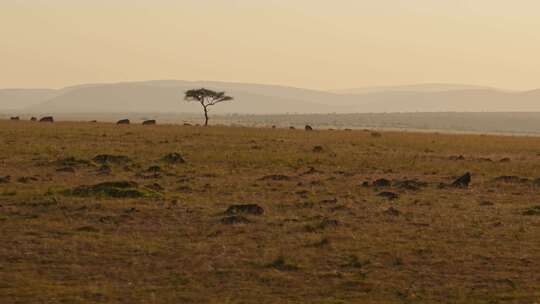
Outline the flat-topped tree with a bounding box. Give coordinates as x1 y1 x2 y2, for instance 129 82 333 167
184 88 233 126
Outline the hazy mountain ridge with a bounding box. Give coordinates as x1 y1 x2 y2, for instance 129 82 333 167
1 80 540 114
333 83 503 94
0 88 60 110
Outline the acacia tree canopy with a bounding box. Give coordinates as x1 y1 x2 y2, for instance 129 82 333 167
184 88 233 126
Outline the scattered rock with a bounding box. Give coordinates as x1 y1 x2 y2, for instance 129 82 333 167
146 183 164 191
312 146 324 153
307 238 330 248
394 179 428 191
477 157 493 162
523 206 540 216
137 166 162 179
451 172 471 188
162 153 186 164
493 176 529 183
97 165 112 175
54 157 92 167
225 204 264 216
17 176 38 184
449 155 465 161
384 207 401 216
56 166 75 173
319 218 339 228
259 174 291 181
265 256 299 271
77 226 99 233
341 255 370 269
146 165 162 173
301 167 322 176
124 207 138 214
66 181 158 198
377 191 399 200
305 218 340 232
373 178 391 188
320 198 338 205
221 215 251 225
93 154 132 165
533 179 540 187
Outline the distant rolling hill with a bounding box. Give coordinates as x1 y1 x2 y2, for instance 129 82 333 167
0 89 60 110
1 80 540 114
332 83 502 94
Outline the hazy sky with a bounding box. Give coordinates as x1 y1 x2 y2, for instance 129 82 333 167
1 0 540 90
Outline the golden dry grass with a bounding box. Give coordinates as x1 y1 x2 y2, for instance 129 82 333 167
1 120 540 303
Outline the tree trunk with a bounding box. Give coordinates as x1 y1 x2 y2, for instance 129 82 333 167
203 106 209 126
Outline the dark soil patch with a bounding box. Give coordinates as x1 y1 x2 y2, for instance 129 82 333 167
225 204 265 216
66 181 158 198
312 146 324 153
221 216 251 225
449 155 465 161
54 157 92 167
384 207 401 216
56 167 76 173
17 176 39 184
93 154 132 165
377 192 399 200
493 176 530 184
523 206 540 216
300 167 323 176
265 256 299 271
373 179 391 188
394 180 428 191
162 153 186 164
259 174 291 181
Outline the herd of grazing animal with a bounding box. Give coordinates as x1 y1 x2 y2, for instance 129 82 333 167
7 116 159 126
7 116 319 131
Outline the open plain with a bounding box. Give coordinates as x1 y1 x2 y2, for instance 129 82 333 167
1 120 540 303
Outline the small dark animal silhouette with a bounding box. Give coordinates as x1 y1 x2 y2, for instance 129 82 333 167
117 119 130 125
451 172 471 188
39 116 54 123
305 125 313 131
30 117 37 121
10 116 20 120
142 120 156 125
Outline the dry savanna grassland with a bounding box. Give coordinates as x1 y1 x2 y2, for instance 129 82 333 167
2 120 540 303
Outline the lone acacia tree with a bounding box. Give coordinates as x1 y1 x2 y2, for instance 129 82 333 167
184 88 233 126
